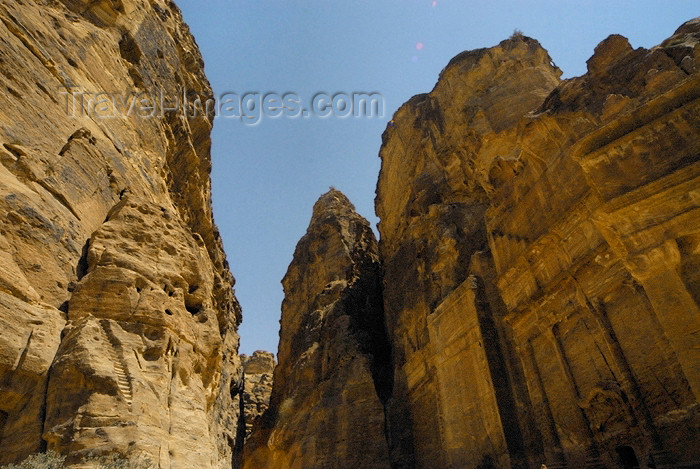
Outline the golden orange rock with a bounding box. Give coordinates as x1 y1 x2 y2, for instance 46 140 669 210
0 1 241 467
244 190 391 469
376 18 700 469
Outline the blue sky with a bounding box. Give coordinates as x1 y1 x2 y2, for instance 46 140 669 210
173 0 698 355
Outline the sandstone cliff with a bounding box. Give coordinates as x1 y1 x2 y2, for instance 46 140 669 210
3 4 700 469
244 190 392 469
376 18 700 469
0 1 241 467
239 351 274 439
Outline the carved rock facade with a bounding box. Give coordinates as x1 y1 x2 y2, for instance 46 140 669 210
245 20 700 469
376 19 700 469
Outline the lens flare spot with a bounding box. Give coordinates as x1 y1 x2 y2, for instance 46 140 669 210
416 42 424 51
411 55 419 63
432 1 437 6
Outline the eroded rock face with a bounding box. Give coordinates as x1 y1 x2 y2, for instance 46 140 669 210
377 20 700 469
239 351 275 439
244 190 392 469
0 0 240 467
376 34 563 468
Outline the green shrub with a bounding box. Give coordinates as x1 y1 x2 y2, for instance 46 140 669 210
1 451 65 469
85 454 154 469
1 452 154 469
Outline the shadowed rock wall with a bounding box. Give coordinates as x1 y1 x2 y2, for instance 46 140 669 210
244 190 392 469
377 20 700 469
239 350 274 439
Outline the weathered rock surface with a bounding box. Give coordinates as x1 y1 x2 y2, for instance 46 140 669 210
239 351 274 439
3 4 699 468
244 190 392 469
0 0 241 467
376 20 700 469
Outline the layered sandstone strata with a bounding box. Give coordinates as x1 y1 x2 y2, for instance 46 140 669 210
376 19 700 469
244 190 392 469
2 3 699 468
0 0 241 467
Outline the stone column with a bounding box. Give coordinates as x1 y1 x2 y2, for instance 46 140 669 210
547 327 606 468
518 338 567 468
625 240 700 402
573 281 663 456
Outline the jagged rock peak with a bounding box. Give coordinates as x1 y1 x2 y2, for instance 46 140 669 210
442 32 559 79
241 350 276 375
244 190 391 468
294 188 378 278
390 31 562 133
671 15 700 37
586 34 634 75
310 188 359 222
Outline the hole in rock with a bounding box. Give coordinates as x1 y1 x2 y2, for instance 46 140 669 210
3 143 24 157
76 238 90 280
0 410 8 446
616 445 640 469
143 348 160 361
118 32 142 65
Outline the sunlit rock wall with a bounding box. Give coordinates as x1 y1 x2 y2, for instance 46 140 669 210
0 0 241 466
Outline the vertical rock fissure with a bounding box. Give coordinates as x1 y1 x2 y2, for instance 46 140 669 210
232 372 246 469
0 410 7 448
37 357 54 454
473 275 528 468
75 238 91 281
367 278 395 467
347 258 394 405
341 262 394 461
